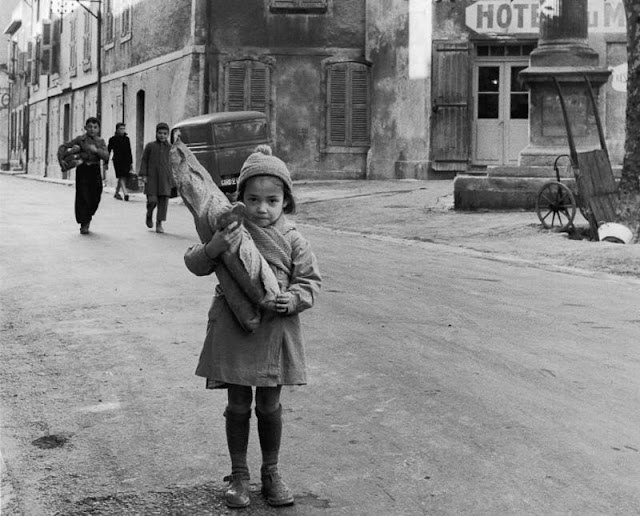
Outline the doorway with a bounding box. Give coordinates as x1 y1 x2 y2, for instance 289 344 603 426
472 43 534 166
135 89 145 172
63 103 71 143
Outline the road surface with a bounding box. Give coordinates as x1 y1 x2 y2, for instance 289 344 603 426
1 176 639 515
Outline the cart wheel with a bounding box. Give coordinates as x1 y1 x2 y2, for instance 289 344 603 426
536 181 577 231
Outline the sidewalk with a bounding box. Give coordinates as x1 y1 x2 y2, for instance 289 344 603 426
5 171 639 279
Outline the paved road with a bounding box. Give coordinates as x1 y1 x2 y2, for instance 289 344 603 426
1 176 639 515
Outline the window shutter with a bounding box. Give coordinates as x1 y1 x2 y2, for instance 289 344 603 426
300 0 327 8
69 19 77 74
272 0 298 8
431 41 470 170
328 67 347 145
51 18 61 75
40 20 52 74
226 64 246 111
248 65 268 113
271 0 327 13
226 61 270 113
26 42 33 83
350 68 370 145
42 19 52 47
31 40 39 84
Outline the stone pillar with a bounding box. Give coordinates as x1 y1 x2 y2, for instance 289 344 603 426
518 0 610 166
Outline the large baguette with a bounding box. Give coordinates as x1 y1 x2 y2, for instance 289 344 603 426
170 139 281 332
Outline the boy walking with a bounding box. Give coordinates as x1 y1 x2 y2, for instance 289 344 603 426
139 122 173 233
58 117 109 235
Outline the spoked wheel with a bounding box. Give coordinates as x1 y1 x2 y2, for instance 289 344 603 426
536 181 577 231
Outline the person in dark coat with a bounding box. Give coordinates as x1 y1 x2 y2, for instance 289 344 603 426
106 122 133 201
139 122 173 233
57 117 109 235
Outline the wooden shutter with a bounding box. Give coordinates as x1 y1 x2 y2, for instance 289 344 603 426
226 64 246 111
431 41 470 171
328 67 347 145
40 20 52 74
248 65 268 112
351 67 370 145
26 42 33 83
226 61 269 113
51 18 61 75
31 40 39 84
328 63 370 146
271 0 327 12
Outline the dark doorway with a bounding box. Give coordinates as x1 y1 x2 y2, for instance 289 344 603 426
63 103 71 143
135 89 145 172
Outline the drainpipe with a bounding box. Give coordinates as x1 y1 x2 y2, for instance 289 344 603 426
192 0 208 114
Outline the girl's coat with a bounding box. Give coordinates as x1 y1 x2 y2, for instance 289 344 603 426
185 216 321 387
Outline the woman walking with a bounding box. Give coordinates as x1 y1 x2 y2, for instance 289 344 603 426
106 123 134 201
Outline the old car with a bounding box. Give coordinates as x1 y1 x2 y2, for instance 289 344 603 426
171 111 270 196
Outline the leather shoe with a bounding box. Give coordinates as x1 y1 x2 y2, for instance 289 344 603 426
224 473 250 508
79 223 90 235
145 212 153 228
114 192 123 200
155 222 164 233
261 467 294 506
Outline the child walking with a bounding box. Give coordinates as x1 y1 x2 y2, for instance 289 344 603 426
139 122 173 233
57 117 109 235
184 147 321 508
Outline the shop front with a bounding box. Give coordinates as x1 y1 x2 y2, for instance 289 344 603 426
431 0 627 174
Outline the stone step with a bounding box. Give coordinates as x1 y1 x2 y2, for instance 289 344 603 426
487 165 572 178
486 164 622 179
453 175 577 211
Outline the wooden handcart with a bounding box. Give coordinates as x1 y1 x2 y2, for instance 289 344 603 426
535 75 619 239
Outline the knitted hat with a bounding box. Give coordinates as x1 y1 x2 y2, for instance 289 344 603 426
156 122 170 132
237 145 293 193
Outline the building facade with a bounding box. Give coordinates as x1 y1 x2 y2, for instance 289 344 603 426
4 0 431 182
432 0 627 173
2 0 630 183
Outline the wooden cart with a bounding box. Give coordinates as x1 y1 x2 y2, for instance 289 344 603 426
535 75 619 238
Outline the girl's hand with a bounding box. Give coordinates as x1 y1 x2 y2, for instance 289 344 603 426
205 221 242 259
275 292 296 314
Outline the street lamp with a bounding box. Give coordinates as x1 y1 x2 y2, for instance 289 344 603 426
53 0 102 122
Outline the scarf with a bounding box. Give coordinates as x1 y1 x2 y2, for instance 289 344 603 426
244 218 292 276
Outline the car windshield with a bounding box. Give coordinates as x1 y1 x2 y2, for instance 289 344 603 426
213 119 268 145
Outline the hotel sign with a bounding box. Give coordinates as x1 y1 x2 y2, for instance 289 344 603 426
465 0 626 34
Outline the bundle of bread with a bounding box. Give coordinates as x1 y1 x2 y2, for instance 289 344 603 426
169 139 280 332
57 144 91 172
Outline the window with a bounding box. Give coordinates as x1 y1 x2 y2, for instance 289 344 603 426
477 66 499 119
104 0 114 44
269 0 328 13
82 11 92 70
476 43 536 57
120 0 132 39
224 60 271 115
326 62 370 147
